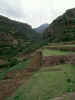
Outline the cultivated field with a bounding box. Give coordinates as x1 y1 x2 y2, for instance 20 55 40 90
8 64 75 100
0 43 75 100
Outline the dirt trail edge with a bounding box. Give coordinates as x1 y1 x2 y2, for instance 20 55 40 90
50 92 75 100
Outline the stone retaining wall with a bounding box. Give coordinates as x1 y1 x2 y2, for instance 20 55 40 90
43 54 75 66
46 47 75 51
28 51 75 68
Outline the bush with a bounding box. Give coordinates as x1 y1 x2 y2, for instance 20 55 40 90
67 78 72 83
66 87 71 92
0 64 9 68
9 59 19 67
60 59 65 64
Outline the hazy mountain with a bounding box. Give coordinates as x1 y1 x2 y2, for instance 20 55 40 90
34 23 49 33
43 8 75 42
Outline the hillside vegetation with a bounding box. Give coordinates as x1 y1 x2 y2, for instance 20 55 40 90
43 8 75 42
0 8 75 100
8 64 75 100
0 15 42 68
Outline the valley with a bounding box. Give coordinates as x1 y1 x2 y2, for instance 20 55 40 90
0 43 75 100
0 8 75 100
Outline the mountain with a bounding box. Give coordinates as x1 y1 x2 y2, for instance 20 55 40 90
0 15 40 41
43 8 75 42
0 15 41 67
34 23 49 33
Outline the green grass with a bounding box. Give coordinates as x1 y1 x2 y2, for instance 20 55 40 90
63 44 75 47
47 44 75 48
42 49 71 56
0 59 30 80
8 64 75 100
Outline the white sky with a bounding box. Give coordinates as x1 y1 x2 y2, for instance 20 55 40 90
0 0 75 28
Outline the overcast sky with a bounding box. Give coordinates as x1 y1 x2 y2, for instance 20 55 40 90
0 0 75 28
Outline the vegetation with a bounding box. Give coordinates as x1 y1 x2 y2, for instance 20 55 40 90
0 59 30 80
42 48 71 56
0 15 40 41
8 64 75 100
43 8 75 43
0 39 46 67
1 8 75 100
0 15 43 68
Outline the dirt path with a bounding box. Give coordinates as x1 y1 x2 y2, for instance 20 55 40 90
0 68 38 100
0 49 75 100
50 92 75 100
0 50 42 100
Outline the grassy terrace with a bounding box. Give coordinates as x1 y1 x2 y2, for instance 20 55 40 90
42 49 72 56
8 64 75 100
45 44 75 48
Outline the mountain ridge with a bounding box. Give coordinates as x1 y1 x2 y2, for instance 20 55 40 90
43 8 75 42
34 23 49 33
0 15 42 67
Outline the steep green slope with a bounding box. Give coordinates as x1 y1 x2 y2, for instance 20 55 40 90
0 15 41 68
43 8 75 42
0 15 40 41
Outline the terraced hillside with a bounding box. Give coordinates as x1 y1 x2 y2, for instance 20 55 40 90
0 15 43 68
5 43 75 100
8 64 75 100
43 8 75 42
1 7 75 100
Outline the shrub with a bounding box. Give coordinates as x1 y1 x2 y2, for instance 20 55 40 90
0 64 8 68
67 78 72 83
60 59 65 64
66 87 71 92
